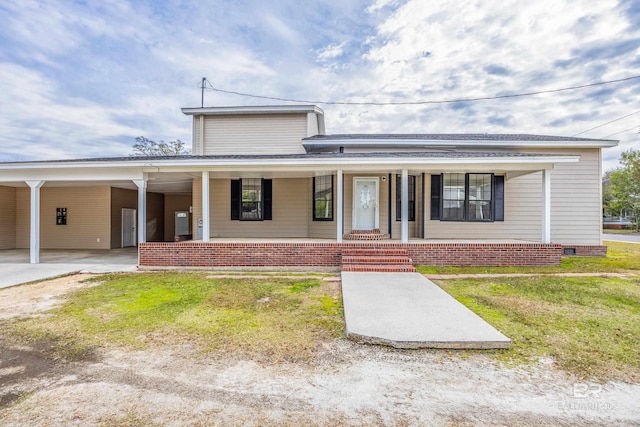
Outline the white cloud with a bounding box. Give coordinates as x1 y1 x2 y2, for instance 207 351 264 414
0 0 638 171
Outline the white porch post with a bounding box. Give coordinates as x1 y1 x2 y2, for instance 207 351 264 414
336 170 343 243
401 169 409 243
26 180 45 264
134 177 147 245
542 169 552 243
202 171 210 242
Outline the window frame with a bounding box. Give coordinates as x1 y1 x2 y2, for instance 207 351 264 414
240 178 263 221
312 175 334 221
230 178 272 221
395 174 416 222
440 173 495 222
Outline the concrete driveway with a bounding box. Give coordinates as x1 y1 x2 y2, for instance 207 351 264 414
603 233 640 243
0 248 138 289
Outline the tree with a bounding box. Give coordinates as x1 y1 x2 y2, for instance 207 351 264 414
604 149 640 230
131 136 190 156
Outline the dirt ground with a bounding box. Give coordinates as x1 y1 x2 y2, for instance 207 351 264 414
1 275 639 426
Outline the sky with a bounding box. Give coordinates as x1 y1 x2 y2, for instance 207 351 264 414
1 0 639 172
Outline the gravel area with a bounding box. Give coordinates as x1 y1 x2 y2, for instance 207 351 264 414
1 274 639 426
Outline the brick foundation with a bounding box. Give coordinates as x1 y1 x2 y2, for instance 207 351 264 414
139 241 565 268
561 245 608 257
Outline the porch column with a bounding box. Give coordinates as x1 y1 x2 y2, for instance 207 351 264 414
401 169 409 243
26 180 45 264
336 170 343 243
202 171 210 242
542 169 551 243
133 178 147 245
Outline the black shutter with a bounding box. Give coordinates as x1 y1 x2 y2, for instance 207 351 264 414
263 179 272 220
494 175 504 221
430 174 441 220
230 179 241 220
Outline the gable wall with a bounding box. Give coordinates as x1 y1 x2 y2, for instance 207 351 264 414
201 113 308 155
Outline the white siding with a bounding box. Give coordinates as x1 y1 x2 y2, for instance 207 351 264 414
203 114 308 155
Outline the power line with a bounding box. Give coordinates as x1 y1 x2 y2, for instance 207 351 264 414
601 125 640 139
201 74 640 106
573 110 640 136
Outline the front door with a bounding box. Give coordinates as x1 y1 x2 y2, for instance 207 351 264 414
353 177 379 230
122 208 137 247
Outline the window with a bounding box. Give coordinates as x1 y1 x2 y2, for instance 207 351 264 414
395 174 415 221
56 207 67 225
431 173 504 222
313 175 333 221
231 179 272 221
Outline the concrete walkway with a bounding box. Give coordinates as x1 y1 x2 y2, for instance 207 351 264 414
0 249 138 289
603 234 640 243
341 272 511 349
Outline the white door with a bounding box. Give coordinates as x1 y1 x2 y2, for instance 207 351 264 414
122 208 137 247
353 178 379 230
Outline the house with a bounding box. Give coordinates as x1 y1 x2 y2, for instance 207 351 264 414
0 104 617 268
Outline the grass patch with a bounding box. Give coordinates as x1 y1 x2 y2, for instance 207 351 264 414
416 241 640 274
437 275 640 381
5 272 343 363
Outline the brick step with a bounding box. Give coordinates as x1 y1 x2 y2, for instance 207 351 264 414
347 228 382 234
343 233 391 241
341 248 409 257
342 256 413 265
342 264 417 273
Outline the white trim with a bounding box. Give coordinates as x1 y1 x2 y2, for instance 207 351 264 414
133 178 147 246
401 169 409 243
303 138 618 148
26 180 44 264
352 177 380 230
336 170 343 243
202 171 210 242
0 155 581 172
182 105 324 116
542 170 552 244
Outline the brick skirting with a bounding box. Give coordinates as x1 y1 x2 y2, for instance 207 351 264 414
562 245 608 257
139 242 565 267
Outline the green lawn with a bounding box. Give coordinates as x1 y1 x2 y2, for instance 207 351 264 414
4 273 344 363
437 275 640 382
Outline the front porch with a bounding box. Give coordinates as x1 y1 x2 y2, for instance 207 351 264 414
139 238 565 269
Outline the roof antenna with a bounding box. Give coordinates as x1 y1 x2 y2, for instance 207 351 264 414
199 77 207 107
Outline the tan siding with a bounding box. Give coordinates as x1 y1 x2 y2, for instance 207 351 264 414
390 174 418 239
192 116 202 155
0 186 16 249
426 172 542 241
36 187 111 249
164 194 192 241
15 188 29 248
111 187 137 249
210 178 309 238
546 148 601 245
192 178 202 238
423 148 602 244
308 176 335 239
202 114 308 155
146 192 164 242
